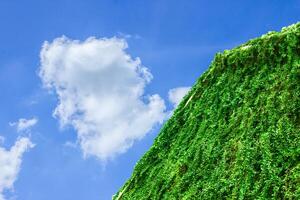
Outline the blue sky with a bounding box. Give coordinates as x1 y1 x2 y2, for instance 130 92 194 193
0 1 299 199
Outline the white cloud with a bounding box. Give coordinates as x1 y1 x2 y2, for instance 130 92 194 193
117 32 141 40
39 36 167 161
9 118 38 133
168 87 191 107
64 141 77 149
0 137 34 200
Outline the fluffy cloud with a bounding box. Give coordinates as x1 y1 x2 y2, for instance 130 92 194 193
9 118 38 133
39 36 167 160
0 137 34 200
168 87 191 107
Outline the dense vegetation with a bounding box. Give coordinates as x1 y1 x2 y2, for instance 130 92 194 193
114 23 300 199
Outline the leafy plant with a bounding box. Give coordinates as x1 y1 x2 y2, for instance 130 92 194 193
114 22 300 200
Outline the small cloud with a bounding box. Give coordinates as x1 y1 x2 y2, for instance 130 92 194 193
168 87 191 108
39 36 166 161
117 32 141 40
10 118 38 133
64 141 77 149
0 137 34 200
117 32 132 39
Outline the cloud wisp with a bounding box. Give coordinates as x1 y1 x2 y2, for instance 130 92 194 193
10 117 38 133
168 87 191 107
39 36 167 161
0 137 34 200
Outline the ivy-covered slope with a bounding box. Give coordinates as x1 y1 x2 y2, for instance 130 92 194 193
114 23 300 199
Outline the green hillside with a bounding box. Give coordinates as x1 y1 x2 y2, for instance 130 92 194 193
114 23 300 199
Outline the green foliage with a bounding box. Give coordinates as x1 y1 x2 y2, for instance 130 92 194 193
114 23 300 200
